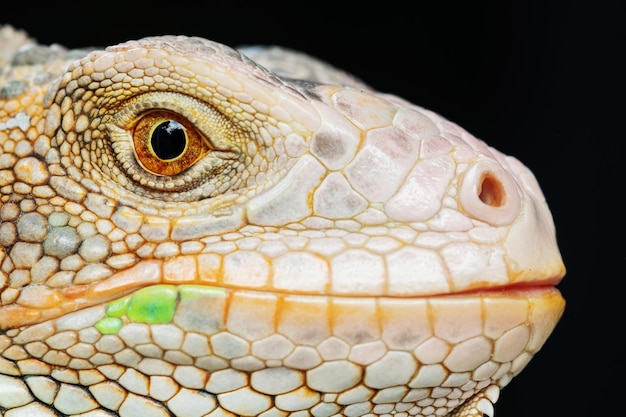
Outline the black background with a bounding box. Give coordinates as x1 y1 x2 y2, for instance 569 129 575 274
3 1 622 415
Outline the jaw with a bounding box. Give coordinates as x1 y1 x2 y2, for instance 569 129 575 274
2 280 564 416
6 278 566 365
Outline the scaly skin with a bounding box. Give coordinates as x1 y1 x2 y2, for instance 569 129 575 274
0 25 565 417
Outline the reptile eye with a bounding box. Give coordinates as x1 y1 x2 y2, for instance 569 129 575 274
133 110 210 176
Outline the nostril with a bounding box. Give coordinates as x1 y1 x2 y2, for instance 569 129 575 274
459 159 521 226
478 174 505 207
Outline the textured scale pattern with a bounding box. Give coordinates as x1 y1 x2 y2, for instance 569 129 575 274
0 25 565 416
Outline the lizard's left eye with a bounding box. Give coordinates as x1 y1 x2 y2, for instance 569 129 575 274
133 110 211 176
104 92 244 199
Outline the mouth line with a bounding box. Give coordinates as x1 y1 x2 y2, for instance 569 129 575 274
1 256 562 331
92 282 564 336
441 278 563 297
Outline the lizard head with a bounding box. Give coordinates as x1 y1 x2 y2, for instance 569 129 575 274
0 32 565 416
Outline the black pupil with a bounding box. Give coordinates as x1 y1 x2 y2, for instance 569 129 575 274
151 120 187 160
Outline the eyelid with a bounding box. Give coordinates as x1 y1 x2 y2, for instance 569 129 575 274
112 92 208 132
109 91 239 153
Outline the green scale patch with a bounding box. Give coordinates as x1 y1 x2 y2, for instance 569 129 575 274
95 285 227 334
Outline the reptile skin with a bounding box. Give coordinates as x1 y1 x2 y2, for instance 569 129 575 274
0 25 565 417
